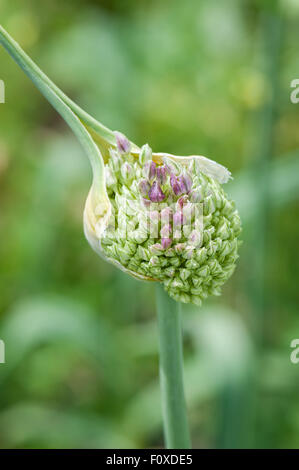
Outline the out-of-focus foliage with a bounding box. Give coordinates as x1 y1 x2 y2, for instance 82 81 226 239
0 0 299 449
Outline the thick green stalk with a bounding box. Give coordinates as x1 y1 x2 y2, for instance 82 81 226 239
155 284 191 449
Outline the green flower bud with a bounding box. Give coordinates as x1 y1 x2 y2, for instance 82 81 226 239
139 143 152 165
121 161 133 184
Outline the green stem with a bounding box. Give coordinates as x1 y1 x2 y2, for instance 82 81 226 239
155 284 191 449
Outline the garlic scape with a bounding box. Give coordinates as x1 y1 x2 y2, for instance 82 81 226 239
0 26 241 305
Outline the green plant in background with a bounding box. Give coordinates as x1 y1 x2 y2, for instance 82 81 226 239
0 25 242 449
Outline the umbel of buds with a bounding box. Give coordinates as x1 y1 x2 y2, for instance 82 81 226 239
85 133 242 305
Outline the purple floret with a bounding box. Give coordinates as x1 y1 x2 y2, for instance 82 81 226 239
161 238 172 250
139 179 150 197
178 173 192 194
156 165 167 185
170 173 181 196
114 132 131 154
149 181 166 202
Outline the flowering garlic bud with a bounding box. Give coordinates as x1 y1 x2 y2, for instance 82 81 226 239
0 26 241 306
84 133 241 305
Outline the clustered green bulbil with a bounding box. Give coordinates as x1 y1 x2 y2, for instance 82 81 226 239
99 134 241 305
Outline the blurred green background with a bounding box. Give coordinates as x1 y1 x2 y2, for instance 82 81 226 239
0 0 299 449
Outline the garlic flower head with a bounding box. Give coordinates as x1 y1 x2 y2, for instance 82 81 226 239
84 133 241 305
0 26 241 306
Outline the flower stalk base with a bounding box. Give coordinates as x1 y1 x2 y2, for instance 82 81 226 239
156 283 191 449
